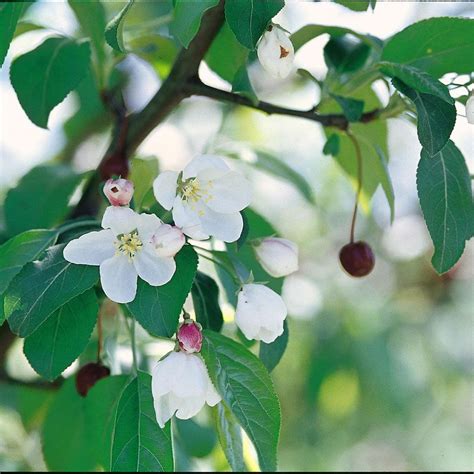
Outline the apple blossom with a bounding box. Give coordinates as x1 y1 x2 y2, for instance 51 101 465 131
151 351 221 428
177 320 203 353
151 224 185 257
103 178 134 206
63 206 177 303
254 237 299 277
235 283 287 343
466 95 474 124
257 24 294 79
153 155 252 242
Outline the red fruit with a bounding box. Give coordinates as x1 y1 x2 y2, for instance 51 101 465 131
75 362 110 397
339 241 375 277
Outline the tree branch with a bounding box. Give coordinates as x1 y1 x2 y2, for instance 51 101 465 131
73 0 226 217
183 78 381 130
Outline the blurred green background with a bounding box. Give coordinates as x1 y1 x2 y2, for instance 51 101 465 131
0 0 472 471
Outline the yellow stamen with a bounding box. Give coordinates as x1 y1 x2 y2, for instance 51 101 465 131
115 230 143 261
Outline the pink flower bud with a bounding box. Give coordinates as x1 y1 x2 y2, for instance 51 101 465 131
151 224 185 257
177 321 202 353
103 178 134 206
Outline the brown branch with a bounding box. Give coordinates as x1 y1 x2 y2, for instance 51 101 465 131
183 78 381 130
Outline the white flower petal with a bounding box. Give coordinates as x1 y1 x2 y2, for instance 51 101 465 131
63 229 115 265
101 206 138 235
172 197 209 240
203 170 252 214
206 380 221 406
136 212 162 242
153 392 176 428
99 255 138 303
152 352 186 396
133 246 176 286
183 154 229 179
257 26 294 79
152 225 185 257
153 171 179 210
200 208 243 243
235 284 287 343
175 395 206 421
254 237 299 277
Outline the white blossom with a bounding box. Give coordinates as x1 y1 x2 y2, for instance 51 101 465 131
151 351 221 428
257 25 294 79
235 283 287 343
63 207 177 303
466 95 474 124
254 237 299 277
153 155 252 242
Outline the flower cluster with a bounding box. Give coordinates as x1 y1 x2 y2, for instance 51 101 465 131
64 154 300 426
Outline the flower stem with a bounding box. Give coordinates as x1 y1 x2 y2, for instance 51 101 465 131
346 131 363 244
130 316 138 374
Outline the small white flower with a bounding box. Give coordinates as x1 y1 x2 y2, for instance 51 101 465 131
153 155 252 242
151 351 221 428
151 224 185 258
466 95 474 124
235 283 287 343
63 207 177 303
254 237 299 277
257 24 294 79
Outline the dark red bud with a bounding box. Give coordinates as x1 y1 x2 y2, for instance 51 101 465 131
339 241 375 277
75 362 110 397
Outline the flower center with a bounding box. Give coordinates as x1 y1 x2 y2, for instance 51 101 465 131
179 177 213 216
279 46 289 58
115 230 143 260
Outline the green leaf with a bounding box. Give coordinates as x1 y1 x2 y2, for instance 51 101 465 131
201 330 281 472
334 0 370 12
0 2 27 67
4 164 86 236
323 134 340 156
43 378 98 471
259 320 289 372
291 24 379 52
175 418 217 458
232 64 258 104
0 229 58 296
379 62 453 104
206 21 249 83
331 94 364 122
324 36 371 73
416 140 473 274
228 150 315 204
225 0 284 50
129 156 159 211
171 0 219 48
127 245 198 337
110 371 174 472
69 0 107 80
373 145 395 223
23 290 98 381
392 78 456 156
13 21 44 39
10 36 91 128
191 271 223 332
381 17 474 78
105 0 135 52
84 375 129 470
213 403 245 472
5 244 99 337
